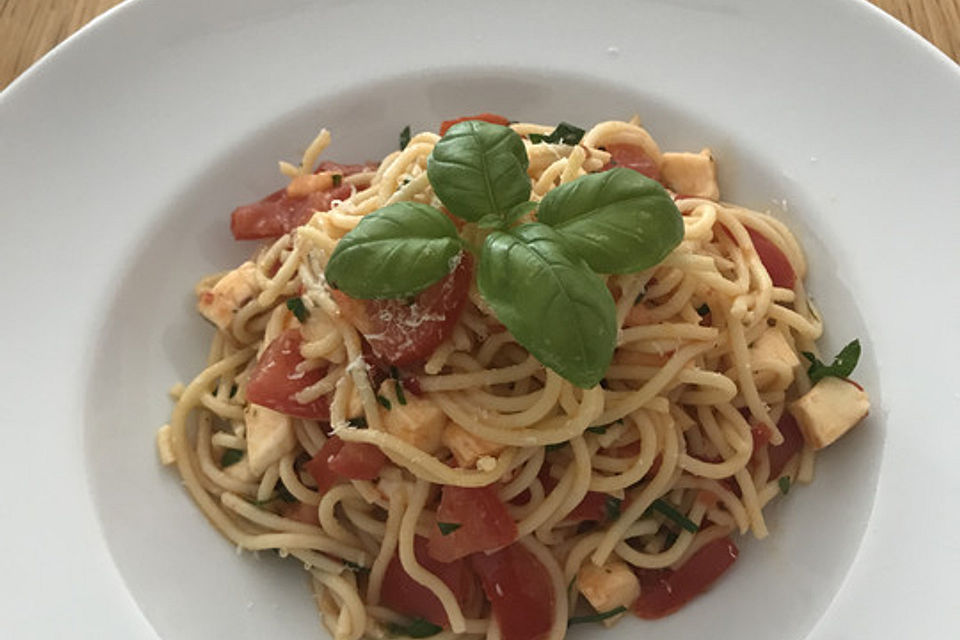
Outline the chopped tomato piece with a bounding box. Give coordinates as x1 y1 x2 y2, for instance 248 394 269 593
328 439 386 480
280 501 320 526
381 536 478 628
566 491 608 522
634 536 739 619
439 113 511 136
246 329 331 419
304 435 387 493
230 161 376 240
428 485 517 563
603 143 660 181
745 227 796 289
332 253 473 366
471 543 555 640
767 411 805 478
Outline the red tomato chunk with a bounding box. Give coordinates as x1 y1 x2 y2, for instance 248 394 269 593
230 161 377 240
381 537 478 628
246 329 331 419
428 485 517 563
745 226 796 289
603 143 661 182
767 411 805 478
304 435 386 494
634 536 739 619
439 113 511 136
471 543 555 640
332 253 473 366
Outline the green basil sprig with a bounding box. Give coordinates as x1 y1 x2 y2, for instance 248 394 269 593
538 168 684 273
802 339 861 384
426 120 531 223
324 202 462 299
529 121 585 145
478 224 616 388
324 120 683 388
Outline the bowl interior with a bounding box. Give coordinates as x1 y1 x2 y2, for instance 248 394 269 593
84 69 883 640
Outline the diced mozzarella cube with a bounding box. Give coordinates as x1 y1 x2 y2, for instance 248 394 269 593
661 149 719 200
751 328 800 368
577 560 640 626
788 377 870 449
196 261 260 330
244 403 296 474
442 422 504 468
379 381 445 454
156 424 176 465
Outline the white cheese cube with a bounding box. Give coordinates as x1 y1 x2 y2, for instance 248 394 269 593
751 328 800 368
379 381 446 454
788 377 870 449
577 560 640 626
660 149 719 200
156 424 176 465
196 261 259 330
442 422 504 468
244 403 296 475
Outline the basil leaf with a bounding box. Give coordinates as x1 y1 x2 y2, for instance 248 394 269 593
221 449 243 468
779 476 791 495
324 202 462 299
476 201 537 230
477 223 616 388
537 168 683 274
399 125 411 150
344 560 370 574
802 339 862 384
529 121 585 146
604 496 622 521
436 521 461 535
427 120 530 223
388 618 442 638
377 395 392 410
286 297 309 322
567 606 627 626
646 498 699 533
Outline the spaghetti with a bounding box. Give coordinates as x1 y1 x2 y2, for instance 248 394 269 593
157 116 869 640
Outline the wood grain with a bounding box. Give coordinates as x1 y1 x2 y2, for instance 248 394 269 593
1 0 958 90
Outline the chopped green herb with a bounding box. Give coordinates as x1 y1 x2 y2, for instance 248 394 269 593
436 521 462 536
779 476 791 495
586 426 607 435
399 125 412 151
802 339 862 384
332 173 343 187
567 606 627 626
388 618 442 638
344 560 370 574
286 297 310 322
663 529 679 548
377 395 392 410
390 366 400 379
347 416 368 428
529 121 586 146
395 380 407 405
696 303 710 316
545 441 568 452
221 448 243 468
647 498 699 533
604 496 622 521
277 483 297 503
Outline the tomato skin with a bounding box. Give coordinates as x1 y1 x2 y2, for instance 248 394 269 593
304 435 387 493
470 543 555 640
245 329 331 419
745 227 796 289
428 485 518 563
603 143 661 181
380 537 478 628
767 411 805 478
439 113 511 136
566 491 608 522
230 162 376 240
634 536 739 619
328 439 387 480
332 253 473 366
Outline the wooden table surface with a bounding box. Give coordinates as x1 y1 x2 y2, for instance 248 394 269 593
2 0 958 90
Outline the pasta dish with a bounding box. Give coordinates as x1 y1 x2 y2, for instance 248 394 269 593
156 114 869 640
